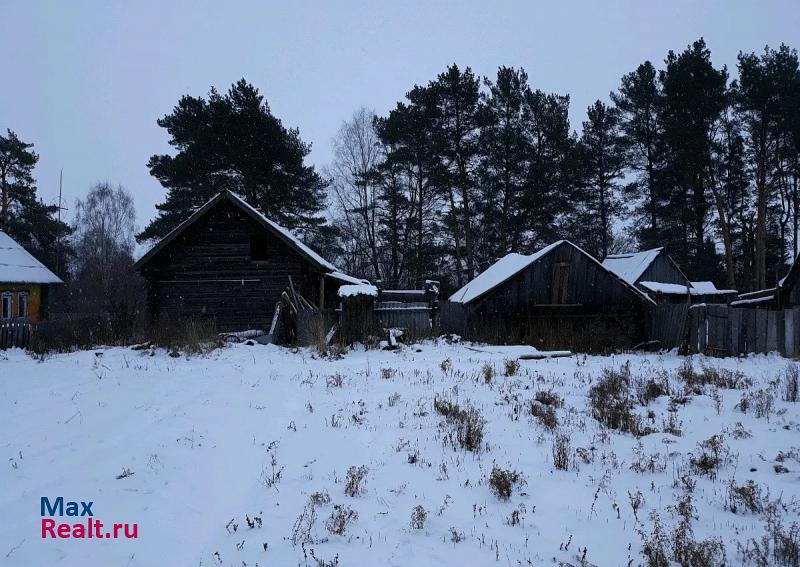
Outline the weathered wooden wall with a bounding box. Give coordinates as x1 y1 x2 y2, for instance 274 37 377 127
685 304 800 356
373 301 432 332
141 200 323 332
638 254 689 287
647 303 690 349
471 242 645 313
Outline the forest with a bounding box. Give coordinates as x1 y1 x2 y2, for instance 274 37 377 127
2 38 800 313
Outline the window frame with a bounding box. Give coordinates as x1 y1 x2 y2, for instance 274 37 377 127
17 291 28 319
1 291 12 319
249 233 270 262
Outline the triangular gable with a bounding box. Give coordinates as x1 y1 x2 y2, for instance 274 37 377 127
134 191 336 272
602 248 664 285
450 240 654 306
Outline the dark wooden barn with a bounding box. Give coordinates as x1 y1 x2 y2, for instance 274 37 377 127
134 191 361 332
443 240 654 351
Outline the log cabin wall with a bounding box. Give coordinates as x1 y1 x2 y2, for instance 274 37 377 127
140 199 322 331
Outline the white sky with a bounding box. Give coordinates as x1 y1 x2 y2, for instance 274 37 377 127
2 0 798 230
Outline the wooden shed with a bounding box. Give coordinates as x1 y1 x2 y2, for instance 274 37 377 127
0 230 62 324
445 240 653 351
134 191 360 332
603 248 736 304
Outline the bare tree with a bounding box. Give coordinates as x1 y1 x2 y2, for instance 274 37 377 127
329 107 383 280
69 182 141 334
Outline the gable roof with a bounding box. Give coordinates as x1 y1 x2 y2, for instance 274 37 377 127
601 248 664 285
134 191 337 272
449 240 654 306
0 231 62 284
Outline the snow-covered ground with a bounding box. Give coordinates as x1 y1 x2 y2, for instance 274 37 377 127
1 342 799 566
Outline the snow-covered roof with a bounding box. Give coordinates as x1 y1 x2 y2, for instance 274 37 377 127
449 240 654 305
449 241 563 304
0 231 62 284
639 281 737 296
134 191 339 273
731 295 774 307
326 271 370 285
689 281 737 295
338 283 378 298
601 248 664 285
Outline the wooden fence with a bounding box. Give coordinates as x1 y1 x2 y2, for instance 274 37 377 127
373 301 433 332
687 304 792 356
0 319 33 349
647 303 691 350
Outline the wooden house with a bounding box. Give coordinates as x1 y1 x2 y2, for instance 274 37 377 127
446 240 653 350
603 248 736 304
0 231 62 323
134 191 362 332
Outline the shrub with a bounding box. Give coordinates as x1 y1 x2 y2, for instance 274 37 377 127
326 373 345 388
736 389 775 419
635 373 671 405
689 434 729 479
726 480 763 515
435 396 486 452
534 390 563 407
325 505 358 536
503 358 520 376
679 359 751 390
552 434 570 471
344 466 368 497
588 364 645 434
488 466 523 500
531 402 558 430
784 364 799 403
481 363 494 384
410 505 427 529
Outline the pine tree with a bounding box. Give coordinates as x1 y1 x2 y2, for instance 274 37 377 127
430 64 482 285
519 88 576 250
737 45 800 287
574 101 626 259
659 39 728 280
139 79 330 242
0 129 71 275
476 67 530 265
611 61 664 248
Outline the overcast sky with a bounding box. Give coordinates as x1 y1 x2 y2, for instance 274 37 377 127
2 0 799 230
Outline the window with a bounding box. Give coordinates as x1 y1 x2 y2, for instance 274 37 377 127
250 234 269 262
551 263 570 304
1 292 11 319
18 292 28 319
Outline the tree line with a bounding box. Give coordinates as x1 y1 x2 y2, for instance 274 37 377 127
330 39 800 292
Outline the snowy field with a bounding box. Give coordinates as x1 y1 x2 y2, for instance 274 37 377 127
1 341 799 566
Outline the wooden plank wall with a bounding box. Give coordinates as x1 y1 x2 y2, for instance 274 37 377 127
647 303 690 349
681 304 798 356
373 301 432 332
439 301 467 336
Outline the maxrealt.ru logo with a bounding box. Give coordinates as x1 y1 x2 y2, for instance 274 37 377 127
40 497 138 539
